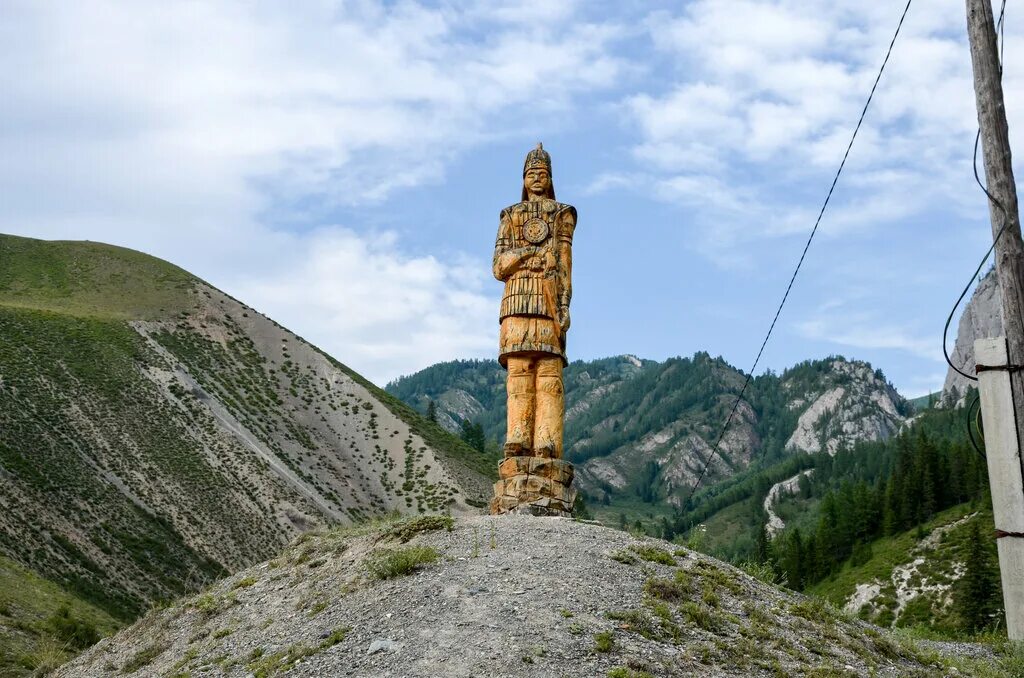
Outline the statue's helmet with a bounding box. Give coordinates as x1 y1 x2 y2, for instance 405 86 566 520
522 142 555 200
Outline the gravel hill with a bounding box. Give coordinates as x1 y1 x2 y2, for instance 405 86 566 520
56 515 1016 678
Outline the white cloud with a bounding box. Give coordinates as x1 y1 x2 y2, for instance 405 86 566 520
0 0 628 382
231 229 495 384
609 0 1003 258
797 314 936 361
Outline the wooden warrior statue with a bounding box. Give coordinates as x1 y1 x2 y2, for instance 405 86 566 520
490 143 577 516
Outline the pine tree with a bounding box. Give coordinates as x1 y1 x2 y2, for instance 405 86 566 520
956 520 1001 632
755 523 770 564
426 399 437 423
782 529 804 591
459 419 485 454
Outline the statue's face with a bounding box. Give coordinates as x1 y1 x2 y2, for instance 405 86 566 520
524 167 550 197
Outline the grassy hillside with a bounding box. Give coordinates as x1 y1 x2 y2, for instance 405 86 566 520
0 555 120 676
0 234 196 318
0 233 495 672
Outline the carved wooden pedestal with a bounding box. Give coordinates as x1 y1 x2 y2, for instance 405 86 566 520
489 456 576 517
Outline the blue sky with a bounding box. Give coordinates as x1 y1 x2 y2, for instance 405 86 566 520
1 0 1019 396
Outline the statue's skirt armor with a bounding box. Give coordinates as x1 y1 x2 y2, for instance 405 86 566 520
499 273 549 319
498 315 565 368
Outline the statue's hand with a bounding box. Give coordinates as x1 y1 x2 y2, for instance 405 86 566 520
558 306 571 333
513 246 539 269
525 255 546 272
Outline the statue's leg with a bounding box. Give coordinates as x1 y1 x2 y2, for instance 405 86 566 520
504 355 535 457
533 356 564 459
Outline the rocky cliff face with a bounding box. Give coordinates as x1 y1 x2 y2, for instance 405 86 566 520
943 268 1002 403
55 514 995 677
783 359 905 456
388 355 909 508
0 235 491 625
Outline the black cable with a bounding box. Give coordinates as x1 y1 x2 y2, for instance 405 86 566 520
680 0 915 511
966 391 986 459
943 0 1009 383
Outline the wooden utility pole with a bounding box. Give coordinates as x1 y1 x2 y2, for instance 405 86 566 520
966 0 1024 640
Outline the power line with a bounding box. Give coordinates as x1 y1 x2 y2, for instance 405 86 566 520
680 0 915 511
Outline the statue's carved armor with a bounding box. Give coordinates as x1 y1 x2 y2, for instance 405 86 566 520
494 199 576 365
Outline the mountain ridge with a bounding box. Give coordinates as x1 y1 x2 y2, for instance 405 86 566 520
387 352 910 519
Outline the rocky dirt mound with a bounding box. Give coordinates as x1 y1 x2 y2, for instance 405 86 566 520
57 516 1010 677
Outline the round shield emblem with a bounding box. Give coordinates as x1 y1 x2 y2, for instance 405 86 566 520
523 217 550 244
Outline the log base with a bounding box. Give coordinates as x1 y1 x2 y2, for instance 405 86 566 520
489 456 576 517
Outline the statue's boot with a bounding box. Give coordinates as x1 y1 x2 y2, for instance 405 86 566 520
505 356 535 456
533 356 564 459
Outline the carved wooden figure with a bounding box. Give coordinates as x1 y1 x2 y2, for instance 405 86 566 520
490 143 578 516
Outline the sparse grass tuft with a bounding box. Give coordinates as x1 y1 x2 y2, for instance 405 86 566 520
680 602 727 634
790 598 837 625
191 594 221 617
21 636 70 675
644 571 691 602
608 668 654 678
607 610 661 641
320 626 351 649
737 560 778 585
122 641 169 673
383 515 454 543
611 550 639 566
594 630 615 653
365 546 440 580
630 544 675 566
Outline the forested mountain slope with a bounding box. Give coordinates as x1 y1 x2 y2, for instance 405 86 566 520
0 234 492 639
674 395 1006 638
387 353 911 511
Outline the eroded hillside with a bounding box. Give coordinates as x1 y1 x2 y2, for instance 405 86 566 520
0 234 492 628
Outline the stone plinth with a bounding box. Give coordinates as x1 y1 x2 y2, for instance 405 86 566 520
490 456 576 516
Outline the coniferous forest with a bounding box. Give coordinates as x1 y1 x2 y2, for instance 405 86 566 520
672 398 1004 634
